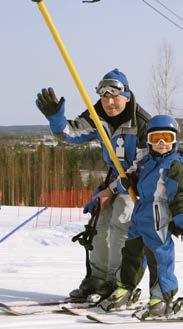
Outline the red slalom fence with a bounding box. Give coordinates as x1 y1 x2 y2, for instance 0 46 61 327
38 189 93 207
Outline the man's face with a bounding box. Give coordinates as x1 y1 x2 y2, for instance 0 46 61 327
101 93 130 117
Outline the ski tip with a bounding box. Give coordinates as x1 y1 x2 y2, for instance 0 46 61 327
86 314 100 322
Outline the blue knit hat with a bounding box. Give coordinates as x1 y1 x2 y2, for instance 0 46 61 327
103 68 130 99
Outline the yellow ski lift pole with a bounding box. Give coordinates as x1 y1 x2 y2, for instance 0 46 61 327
32 0 137 202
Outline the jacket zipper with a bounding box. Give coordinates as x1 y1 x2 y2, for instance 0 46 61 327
155 204 160 231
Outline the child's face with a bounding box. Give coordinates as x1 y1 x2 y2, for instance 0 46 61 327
151 141 173 155
148 130 176 155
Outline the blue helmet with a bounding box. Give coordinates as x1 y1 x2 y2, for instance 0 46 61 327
147 115 179 133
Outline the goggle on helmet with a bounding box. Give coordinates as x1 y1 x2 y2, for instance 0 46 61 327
147 115 179 146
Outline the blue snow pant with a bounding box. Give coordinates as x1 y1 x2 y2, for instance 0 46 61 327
120 206 178 301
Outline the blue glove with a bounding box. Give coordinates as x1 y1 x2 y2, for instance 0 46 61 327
36 88 67 133
168 214 183 237
168 221 183 237
92 186 101 198
83 197 100 214
173 214 183 229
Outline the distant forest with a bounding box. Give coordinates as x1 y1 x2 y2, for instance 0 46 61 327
0 143 107 206
0 120 183 206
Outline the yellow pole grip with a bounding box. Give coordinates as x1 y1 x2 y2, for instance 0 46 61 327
33 1 137 202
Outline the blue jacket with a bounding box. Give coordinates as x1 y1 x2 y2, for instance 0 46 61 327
48 93 150 178
132 152 183 242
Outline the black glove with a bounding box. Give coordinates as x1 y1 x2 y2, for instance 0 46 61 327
36 87 65 117
117 173 138 194
168 222 183 238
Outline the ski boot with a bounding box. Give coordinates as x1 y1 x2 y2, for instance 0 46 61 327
148 298 173 317
69 277 115 303
98 282 133 311
87 280 117 304
133 298 173 320
148 298 167 316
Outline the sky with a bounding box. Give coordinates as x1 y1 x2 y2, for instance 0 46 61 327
0 206 183 328
0 0 183 126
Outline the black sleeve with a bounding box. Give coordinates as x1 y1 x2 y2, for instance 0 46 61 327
168 160 183 216
136 105 151 149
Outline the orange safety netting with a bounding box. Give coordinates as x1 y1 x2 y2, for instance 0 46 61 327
38 189 93 207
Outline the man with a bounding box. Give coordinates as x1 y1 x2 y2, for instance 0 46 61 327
36 68 151 302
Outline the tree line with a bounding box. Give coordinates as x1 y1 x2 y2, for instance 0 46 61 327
0 143 106 206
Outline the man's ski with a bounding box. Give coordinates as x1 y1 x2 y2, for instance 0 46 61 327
61 300 144 317
0 298 93 316
0 299 141 317
0 302 62 316
61 306 94 316
61 288 143 316
0 296 86 308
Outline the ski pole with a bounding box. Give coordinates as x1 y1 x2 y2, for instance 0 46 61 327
31 1 137 202
0 206 47 244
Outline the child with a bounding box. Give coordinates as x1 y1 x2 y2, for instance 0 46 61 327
103 114 183 317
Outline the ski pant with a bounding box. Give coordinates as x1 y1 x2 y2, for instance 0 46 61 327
89 193 133 282
120 215 178 301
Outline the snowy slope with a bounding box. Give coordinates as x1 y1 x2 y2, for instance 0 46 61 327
0 206 183 329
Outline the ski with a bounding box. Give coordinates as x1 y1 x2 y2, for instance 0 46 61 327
61 299 144 317
0 300 140 317
0 296 87 308
86 313 183 324
61 306 95 316
87 313 140 324
0 298 93 316
58 287 142 315
0 302 62 316
85 302 183 324
61 296 183 324
61 306 139 323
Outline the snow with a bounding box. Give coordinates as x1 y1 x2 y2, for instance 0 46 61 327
0 206 183 329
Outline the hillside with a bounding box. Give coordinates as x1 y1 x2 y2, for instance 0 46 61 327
0 125 50 137
0 118 182 136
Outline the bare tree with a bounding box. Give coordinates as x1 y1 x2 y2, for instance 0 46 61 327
150 41 182 115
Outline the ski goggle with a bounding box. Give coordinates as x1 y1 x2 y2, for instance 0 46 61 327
147 130 177 145
96 79 129 97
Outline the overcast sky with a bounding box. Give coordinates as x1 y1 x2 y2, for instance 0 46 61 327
0 0 183 126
